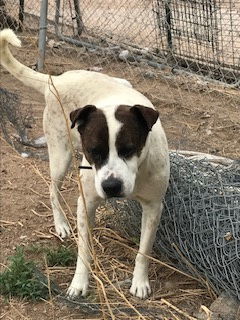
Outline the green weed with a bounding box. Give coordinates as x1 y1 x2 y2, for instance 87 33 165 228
0 248 49 300
45 246 76 267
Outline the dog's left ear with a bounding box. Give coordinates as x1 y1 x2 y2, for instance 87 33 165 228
70 105 97 129
130 104 159 131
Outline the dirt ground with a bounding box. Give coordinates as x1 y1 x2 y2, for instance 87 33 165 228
0 32 240 320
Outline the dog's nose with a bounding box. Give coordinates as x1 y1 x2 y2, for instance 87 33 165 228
102 178 123 198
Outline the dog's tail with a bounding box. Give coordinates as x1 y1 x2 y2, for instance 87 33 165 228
0 29 49 95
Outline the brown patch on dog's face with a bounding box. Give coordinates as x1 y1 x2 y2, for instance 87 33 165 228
70 105 109 169
115 104 159 159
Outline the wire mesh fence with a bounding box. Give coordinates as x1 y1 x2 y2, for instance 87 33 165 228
154 0 240 82
1 0 240 158
56 0 239 83
1 0 240 83
105 153 240 300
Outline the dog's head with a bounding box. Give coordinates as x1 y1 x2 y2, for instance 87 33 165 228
70 104 159 199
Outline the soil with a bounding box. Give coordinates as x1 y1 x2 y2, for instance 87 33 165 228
0 32 239 320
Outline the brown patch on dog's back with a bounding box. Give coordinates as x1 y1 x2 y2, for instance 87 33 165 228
115 104 158 159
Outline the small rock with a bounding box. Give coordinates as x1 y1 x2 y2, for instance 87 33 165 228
21 152 29 158
195 292 240 320
48 39 63 49
210 292 239 320
206 129 212 135
34 135 47 145
119 50 130 61
140 47 149 55
142 71 157 79
200 112 211 119
87 66 103 72
61 305 68 312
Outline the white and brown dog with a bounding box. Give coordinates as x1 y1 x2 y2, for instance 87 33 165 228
0 29 170 299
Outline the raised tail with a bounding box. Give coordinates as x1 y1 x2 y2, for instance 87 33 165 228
0 29 49 95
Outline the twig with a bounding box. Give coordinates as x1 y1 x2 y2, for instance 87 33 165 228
29 187 49 198
31 164 50 186
91 272 116 320
94 260 147 320
44 256 53 301
8 302 30 320
31 209 52 218
0 311 9 319
161 298 197 320
200 305 212 320
168 310 181 320
48 227 64 242
39 200 51 211
172 243 217 300
99 228 200 283
35 230 53 239
0 219 17 226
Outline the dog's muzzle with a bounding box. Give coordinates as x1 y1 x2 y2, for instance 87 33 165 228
101 177 123 198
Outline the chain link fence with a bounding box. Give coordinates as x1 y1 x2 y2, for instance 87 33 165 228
105 153 240 300
1 0 240 83
1 0 240 158
154 0 240 82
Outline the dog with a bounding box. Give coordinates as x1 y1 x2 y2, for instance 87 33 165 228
0 29 170 299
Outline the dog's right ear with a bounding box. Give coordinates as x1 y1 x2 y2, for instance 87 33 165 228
70 105 97 129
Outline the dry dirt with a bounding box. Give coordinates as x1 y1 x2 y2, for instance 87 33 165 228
0 32 240 320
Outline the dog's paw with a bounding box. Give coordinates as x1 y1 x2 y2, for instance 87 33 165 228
67 274 89 298
130 277 151 299
55 219 71 238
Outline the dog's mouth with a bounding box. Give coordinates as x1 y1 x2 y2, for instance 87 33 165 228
104 193 125 200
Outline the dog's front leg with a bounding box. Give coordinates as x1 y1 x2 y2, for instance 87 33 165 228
130 200 163 299
67 170 100 298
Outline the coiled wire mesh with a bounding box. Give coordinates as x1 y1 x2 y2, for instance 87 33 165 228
106 153 240 299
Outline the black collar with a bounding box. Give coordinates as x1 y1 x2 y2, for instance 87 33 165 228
79 165 92 170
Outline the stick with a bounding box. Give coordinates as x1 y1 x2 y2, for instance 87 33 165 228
161 298 197 320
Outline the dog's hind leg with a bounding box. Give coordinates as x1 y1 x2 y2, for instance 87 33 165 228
48 140 72 238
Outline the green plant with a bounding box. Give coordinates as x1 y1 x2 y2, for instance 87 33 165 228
25 243 45 254
0 248 49 300
46 246 76 267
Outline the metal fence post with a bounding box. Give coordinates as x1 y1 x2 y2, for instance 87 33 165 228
18 0 24 31
165 0 173 53
73 0 84 36
37 0 48 71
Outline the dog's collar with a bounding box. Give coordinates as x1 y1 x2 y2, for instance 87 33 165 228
79 165 92 170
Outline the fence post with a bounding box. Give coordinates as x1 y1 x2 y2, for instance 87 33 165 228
73 0 84 36
18 0 24 31
37 0 48 71
165 0 173 54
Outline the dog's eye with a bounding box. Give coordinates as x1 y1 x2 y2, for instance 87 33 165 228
118 145 136 158
90 147 100 155
88 147 102 161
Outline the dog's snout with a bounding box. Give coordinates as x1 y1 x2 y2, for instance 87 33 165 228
102 177 123 198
